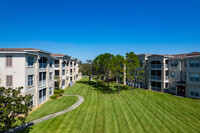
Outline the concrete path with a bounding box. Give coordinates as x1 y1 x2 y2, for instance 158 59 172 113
7 94 85 133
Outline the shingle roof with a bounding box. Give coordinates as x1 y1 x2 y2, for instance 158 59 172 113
70 58 77 61
51 53 66 57
0 48 40 51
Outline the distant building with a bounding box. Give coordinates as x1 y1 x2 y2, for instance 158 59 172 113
127 52 200 99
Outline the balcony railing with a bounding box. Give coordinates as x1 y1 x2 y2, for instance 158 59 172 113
165 76 169 80
39 63 47 69
165 64 169 68
62 75 65 79
151 76 161 80
66 73 69 77
55 64 59 68
39 80 46 86
151 64 161 68
70 72 72 75
62 64 65 68
151 86 161 91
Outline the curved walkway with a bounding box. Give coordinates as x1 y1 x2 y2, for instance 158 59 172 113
7 94 85 133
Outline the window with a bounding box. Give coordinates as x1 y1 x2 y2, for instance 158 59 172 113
49 59 53 68
28 75 34 86
190 73 200 82
55 70 59 76
28 56 34 66
49 72 53 80
171 72 177 79
49 87 53 95
28 95 34 107
6 55 12 67
39 72 46 86
190 88 200 97
171 61 178 67
62 70 65 75
171 87 176 91
62 80 65 86
6 75 13 86
190 60 200 67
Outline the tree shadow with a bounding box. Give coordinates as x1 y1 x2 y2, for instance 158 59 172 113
77 80 130 94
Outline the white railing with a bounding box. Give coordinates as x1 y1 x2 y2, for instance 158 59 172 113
39 63 47 69
39 80 46 86
62 75 65 79
55 64 59 68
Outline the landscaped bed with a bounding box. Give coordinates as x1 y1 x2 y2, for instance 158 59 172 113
27 77 200 133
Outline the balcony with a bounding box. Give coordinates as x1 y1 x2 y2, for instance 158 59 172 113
66 73 69 77
165 76 169 80
62 75 65 79
151 76 161 80
39 63 47 69
165 64 169 68
55 64 59 68
39 80 46 87
151 64 161 68
70 72 72 75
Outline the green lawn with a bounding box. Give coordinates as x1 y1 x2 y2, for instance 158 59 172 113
28 77 200 133
26 96 78 122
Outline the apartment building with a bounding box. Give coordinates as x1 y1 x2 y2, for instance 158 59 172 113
131 52 200 99
51 54 71 89
0 48 82 108
0 48 55 108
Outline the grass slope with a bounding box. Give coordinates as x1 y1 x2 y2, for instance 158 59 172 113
26 96 78 122
28 78 200 133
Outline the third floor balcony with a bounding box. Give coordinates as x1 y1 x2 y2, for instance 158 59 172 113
151 64 161 68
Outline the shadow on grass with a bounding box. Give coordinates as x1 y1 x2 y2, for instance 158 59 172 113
76 80 130 94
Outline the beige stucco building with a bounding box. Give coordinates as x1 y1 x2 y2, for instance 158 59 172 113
0 48 82 108
130 52 200 99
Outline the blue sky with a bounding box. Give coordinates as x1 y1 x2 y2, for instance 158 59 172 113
0 0 200 62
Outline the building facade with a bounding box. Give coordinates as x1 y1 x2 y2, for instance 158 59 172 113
130 52 200 99
0 48 82 108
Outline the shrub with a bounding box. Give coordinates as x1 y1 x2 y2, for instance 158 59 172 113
54 89 60 94
60 89 64 93
50 94 59 99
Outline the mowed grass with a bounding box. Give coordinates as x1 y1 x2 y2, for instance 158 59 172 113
28 77 200 133
26 96 78 122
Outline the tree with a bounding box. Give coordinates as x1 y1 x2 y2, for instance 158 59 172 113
94 53 115 89
0 87 32 132
113 54 125 94
125 52 140 89
79 60 94 85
